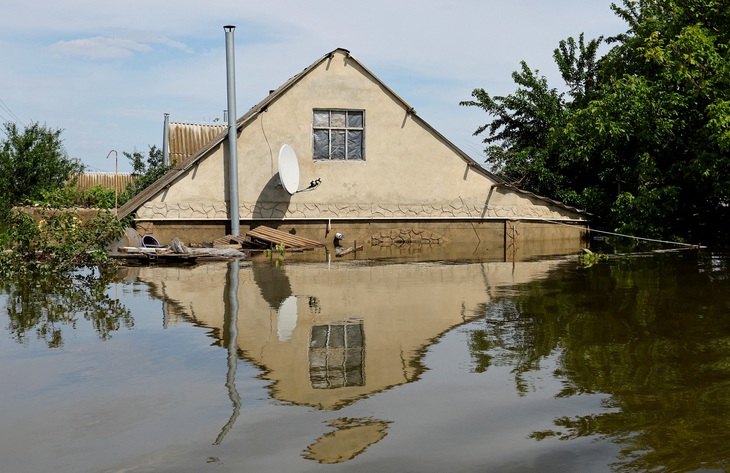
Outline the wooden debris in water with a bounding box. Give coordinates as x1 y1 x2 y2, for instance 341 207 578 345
212 234 248 249
244 226 324 251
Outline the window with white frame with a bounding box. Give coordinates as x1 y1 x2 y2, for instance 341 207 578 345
313 110 364 160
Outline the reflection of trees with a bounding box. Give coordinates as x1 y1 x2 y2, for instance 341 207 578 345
468 252 730 472
1 268 133 348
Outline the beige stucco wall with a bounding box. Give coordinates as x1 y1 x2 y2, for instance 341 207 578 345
134 51 584 226
132 219 587 261
132 258 571 409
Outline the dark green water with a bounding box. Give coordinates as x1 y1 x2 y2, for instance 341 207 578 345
1 249 728 472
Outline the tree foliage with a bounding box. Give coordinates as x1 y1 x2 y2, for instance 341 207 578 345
0 122 84 217
118 145 172 205
0 208 126 274
462 0 730 245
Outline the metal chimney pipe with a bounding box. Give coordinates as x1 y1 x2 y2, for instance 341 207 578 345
224 25 240 236
162 112 170 166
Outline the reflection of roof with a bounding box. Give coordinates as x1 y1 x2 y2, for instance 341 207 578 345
168 122 226 164
304 418 390 464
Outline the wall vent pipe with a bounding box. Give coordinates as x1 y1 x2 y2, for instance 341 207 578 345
162 112 170 166
224 25 240 236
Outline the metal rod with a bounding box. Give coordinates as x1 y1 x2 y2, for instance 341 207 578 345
162 113 170 166
106 149 118 212
224 25 240 236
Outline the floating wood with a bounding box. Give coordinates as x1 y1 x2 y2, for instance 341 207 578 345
245 226 324 251
212 234 248 248
109 251 199 263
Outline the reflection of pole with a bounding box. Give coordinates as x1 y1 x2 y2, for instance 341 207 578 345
214 259 242 445
106 150 118 212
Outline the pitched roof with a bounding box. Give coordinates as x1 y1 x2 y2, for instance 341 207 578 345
118 48 586 219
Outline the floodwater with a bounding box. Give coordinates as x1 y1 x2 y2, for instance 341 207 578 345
1 248 729 473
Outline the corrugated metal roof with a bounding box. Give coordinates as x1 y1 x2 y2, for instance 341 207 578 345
168 122 226 164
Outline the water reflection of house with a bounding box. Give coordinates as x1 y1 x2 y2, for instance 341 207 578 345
133 259 568 410
118 48 588 249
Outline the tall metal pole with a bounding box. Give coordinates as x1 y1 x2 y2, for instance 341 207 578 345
224 25 240 236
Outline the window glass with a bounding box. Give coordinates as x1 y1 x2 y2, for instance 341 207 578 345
330 111 346 128
348 111 363 128
313 130 329 160
331 130 346 160
313 110 329 127
347 130 363 160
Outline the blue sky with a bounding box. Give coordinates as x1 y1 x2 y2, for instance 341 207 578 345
0 0 626 173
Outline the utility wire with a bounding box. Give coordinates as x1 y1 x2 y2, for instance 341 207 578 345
540 218 706 249
0 96 24 126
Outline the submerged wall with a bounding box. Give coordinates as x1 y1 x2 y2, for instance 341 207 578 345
133 218 587 262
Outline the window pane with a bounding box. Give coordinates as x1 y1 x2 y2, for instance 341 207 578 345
313 110 329 127
313 130 329 159
329 325 345 348
347 130 363 160
345 324 364 348
348 111 363 128
331 111 346 128
310 325 329 349
331 130 346 160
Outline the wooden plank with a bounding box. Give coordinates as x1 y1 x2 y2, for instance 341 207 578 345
252 226 323 247
245 226 324 250
212 234 247 248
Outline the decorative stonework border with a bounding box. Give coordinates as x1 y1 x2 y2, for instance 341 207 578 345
135 201 579 221
371 228 446 246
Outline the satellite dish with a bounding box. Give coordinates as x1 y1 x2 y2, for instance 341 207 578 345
278 144 300 195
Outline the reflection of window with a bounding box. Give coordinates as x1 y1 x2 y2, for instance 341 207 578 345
313 110 364 161
309 321 365 389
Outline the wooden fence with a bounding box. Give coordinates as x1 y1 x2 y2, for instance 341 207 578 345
72 173 137 191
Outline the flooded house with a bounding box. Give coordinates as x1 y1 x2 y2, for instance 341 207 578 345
118 48 588 256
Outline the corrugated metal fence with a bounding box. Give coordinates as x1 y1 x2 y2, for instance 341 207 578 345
73 173 137 191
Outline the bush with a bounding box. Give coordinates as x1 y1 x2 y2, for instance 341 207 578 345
0 208 126 275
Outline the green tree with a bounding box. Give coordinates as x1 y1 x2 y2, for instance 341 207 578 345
463 0 730 244
460 62 568 198
580 0 730 242
118 145 172 205
554 33 605 107
0 122 84 217
0 208 126 274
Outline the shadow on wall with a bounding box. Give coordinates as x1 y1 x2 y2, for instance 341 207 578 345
253 175 293 219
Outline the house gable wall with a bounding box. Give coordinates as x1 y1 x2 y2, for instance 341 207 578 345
136 50 584 224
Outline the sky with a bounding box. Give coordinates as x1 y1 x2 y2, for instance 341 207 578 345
0 0 627 173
